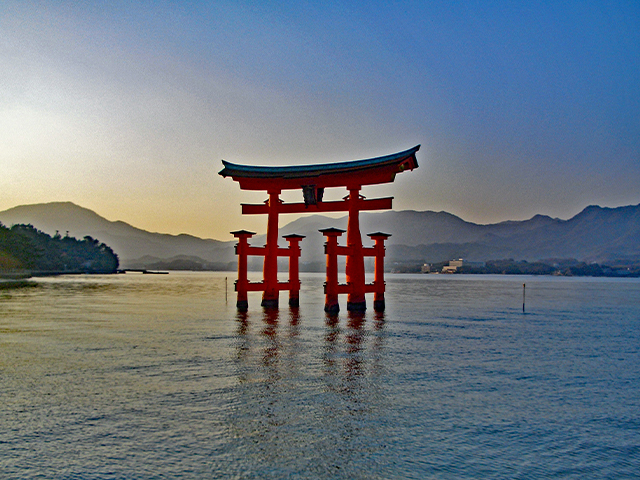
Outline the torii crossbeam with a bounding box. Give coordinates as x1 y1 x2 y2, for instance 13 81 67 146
219 145 419 311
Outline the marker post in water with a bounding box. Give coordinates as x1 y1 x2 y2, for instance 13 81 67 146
522 283 526 312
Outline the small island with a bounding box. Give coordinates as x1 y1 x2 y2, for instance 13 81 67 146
0 223 119 278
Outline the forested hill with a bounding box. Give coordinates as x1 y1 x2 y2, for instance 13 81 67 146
0 223 119 273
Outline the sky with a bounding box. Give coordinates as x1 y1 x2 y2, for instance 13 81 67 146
2 1 639 240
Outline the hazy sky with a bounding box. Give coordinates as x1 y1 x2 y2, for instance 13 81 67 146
2 1 639 239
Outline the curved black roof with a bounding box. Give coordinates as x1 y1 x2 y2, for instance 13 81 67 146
219 145 420 179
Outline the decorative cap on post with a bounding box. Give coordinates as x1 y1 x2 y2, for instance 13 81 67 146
231 230 256 238
319 227 346 236
367 232 392 239
283 234 306 240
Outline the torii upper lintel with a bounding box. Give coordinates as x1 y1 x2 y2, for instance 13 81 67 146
219 145 420 191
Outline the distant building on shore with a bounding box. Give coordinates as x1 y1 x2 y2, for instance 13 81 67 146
442 258 486 273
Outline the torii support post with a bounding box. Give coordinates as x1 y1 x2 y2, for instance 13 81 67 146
261 190 281 308
284 234 305 307
368 232 391 312
346 188 366 312
232 229 256 311
321 227 345 313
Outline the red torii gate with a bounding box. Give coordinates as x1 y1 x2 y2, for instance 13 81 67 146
219 145 419 312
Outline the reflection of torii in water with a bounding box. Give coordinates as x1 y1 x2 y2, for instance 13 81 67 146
219 145 420 312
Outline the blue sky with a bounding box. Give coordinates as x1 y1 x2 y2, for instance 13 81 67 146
2 1 639 238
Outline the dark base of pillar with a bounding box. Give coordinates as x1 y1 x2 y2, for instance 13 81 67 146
324 303 340 313
237 300 248 311
373 299 385 312
288 297 300 308
347 301 367 312
261 298 279 308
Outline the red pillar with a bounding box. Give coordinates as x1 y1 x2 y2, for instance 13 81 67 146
368 232 391 312
346 187 366 311
232 230 255 310
320 227 345 313
262 190 281 308
284 234 304 308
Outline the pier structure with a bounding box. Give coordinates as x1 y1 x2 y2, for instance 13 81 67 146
219 145 420 311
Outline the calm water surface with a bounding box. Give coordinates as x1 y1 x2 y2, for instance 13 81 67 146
1 272 639 479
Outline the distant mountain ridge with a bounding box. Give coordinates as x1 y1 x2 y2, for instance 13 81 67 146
1 201 638 269
0 202 236 268
277 205 640 265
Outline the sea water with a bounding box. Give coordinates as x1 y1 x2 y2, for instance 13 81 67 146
1 272 639 479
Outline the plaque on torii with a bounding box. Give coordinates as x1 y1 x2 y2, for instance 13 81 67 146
219 145 419 312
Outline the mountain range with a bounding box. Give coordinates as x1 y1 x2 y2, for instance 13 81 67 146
0 202 235 269
1 201 638 270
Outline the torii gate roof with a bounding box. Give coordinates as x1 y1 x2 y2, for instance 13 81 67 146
219 145 420 190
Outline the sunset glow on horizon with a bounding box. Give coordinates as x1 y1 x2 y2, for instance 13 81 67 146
2 1 639 239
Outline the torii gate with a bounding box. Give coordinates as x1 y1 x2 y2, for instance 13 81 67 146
219 145 419 312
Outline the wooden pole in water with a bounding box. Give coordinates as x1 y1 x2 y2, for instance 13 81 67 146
225 276 228 304
522 283 526 312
